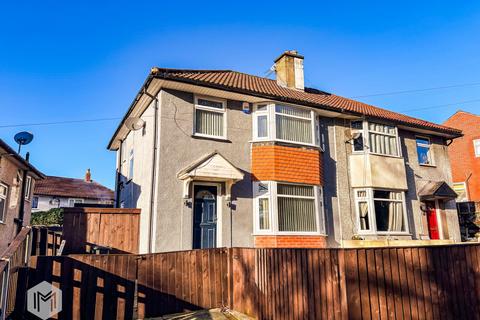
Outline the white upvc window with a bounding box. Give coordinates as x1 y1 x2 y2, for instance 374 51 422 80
193 96 227 139
24 176 32 200
349 120 400 157
416 136 434 165
128 149 134 181
253 181 325 235
474 139 480 157
354 188 408 235
68 198 84 207
453 182 468 202
253 103 320 147
0 183 8 222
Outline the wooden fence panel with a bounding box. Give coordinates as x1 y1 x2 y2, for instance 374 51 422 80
136 248 228 319
62 208 140 254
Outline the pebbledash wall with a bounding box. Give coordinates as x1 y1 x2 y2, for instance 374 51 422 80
117 88 460 252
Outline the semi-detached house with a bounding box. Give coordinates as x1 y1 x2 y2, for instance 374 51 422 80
108 51 462 253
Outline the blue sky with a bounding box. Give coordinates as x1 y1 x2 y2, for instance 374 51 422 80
1 1 480 188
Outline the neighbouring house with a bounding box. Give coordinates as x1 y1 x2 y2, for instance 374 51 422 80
108 50 462 253
443 111 480 202
0 139 44 251
32 169 114 212
443 111 480 240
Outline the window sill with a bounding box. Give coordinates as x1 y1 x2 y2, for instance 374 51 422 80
191 134 231 143
356 231 411 236
352 152 403 159
250 139 322 150
419 163 436 168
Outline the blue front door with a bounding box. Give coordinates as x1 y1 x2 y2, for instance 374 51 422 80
193 185 217 249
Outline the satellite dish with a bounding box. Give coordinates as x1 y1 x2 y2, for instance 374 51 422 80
14 131 34 153
125 117 145 131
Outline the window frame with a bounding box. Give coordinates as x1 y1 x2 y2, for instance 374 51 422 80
253 181 325 235
24 176 32 200
193 95 227 140
453 182 469 202
350 119 402 158
32 196 39 209
128 148 134 181
252 103 320 148
0 183 8 223
68 198 84 207
354 188 409 235
474 139 480 157
416 136 435 166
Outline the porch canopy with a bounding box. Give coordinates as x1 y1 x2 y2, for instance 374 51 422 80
177 151 244 199
418 181 458 201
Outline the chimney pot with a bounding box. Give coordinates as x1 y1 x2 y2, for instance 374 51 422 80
274 50 304 91
85 168 91 182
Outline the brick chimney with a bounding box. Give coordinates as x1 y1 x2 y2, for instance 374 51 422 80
274 50 304 91
85 168 91 182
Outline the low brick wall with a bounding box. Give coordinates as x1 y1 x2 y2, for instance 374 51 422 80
254 235 327 248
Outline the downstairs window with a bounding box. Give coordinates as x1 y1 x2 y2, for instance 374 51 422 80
253 181 325 234
355 188 408 234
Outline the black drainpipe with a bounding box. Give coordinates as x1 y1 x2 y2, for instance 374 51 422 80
115 139 123 208
15 152 29 234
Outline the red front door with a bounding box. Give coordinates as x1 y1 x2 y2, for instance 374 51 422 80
426 202 440 240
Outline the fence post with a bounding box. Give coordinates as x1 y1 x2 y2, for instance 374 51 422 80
0 261 10 320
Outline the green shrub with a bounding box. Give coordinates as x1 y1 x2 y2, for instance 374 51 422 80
31 208 64 226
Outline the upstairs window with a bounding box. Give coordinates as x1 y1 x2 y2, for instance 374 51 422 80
194 96 226 139
474 139 480 157
0 183 7 222
350 120 400 157
416 137 434 165
128 149 134 180
368 123 399 156
275 105 313 144
24 176 32 200
253 103 319 146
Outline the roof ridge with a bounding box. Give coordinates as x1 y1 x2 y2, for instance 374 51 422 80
152 67 233 74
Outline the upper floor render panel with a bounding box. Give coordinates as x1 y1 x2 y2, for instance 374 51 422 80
107 51 461 150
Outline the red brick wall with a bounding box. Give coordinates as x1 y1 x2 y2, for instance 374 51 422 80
251 144 323 185
444 111 480 201
254 235 327 248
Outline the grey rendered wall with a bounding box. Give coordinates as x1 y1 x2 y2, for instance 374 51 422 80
117 99 156 253
155 89 253 252
326 119 461 243
401 131 461 241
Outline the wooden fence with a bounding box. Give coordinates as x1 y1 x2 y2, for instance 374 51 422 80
24 244 480 319
30 226 62 256
0 227 32 320
62 208 140 254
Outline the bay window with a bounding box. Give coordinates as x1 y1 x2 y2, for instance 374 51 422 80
253 103 319 146
350 120 400 157
253 181 325 234
194 96 226 139
354 188 408 234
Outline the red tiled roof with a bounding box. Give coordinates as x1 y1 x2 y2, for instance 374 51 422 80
152 68 462 137
34 176 114 200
